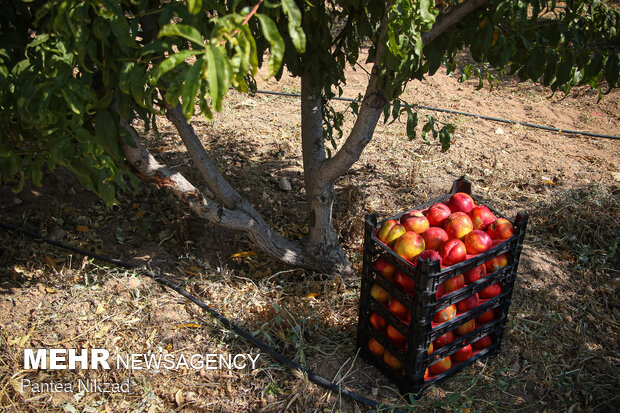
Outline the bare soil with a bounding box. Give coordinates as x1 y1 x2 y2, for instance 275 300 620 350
0 51 618 412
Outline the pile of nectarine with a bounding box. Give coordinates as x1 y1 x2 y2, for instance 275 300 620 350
369 192 516 378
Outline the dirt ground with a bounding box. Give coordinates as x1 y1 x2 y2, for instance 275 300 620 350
0 48 619 413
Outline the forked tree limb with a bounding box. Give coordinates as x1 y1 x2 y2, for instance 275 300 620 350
119 115 314 269
318 0 490 184
422 0 490 45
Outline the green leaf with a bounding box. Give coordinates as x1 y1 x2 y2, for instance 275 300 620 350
439 125 454 152
95 110 121 159
150 49 202 84
159 24 205 47
256 14 284 77
604 53 619 90
119 62 135 94
187 0 202 15
406 108 418 140
281 0 306 53
130 65 147 107
206 45 231 111
181 60 202 118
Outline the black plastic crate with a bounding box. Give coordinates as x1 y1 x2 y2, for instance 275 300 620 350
356 177 528 399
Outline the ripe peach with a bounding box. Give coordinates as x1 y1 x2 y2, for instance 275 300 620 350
369 312 386 331
395 271 415 295
476 309 495 324
485 253 509 273
370 284 391 305
464 264 486 284
388 298 410 322
479 283 501 298
383 351 403 371
368 338 385 358
487 218 514 240
456 293 479 312
400 210 429 234
433 304 457 323
427 203 452 227
464 230 493 255
385 224 407 246
455 319 476 336
394 231 425 262
421 227 449 251
472 335 492 349
374 257 396 281
449 192 475 214
417 249 442 266
469 205 496 230
439 238 467 266
444 212 474 240
377 219 397 242
436 282 445 299
452 344 473 362
429 356 451 375
442 274 464 294
433 331 454 349
386 324 407 347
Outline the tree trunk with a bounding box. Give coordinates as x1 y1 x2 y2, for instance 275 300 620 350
300 74 353 274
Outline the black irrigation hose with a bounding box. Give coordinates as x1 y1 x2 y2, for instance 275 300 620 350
254 89 620 140
0 221 408 413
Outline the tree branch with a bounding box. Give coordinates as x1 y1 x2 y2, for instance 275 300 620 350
165 105 256 215
119 116 314 269
317 0 490 184
300 72 326 195
316 5 391 184
422 0 490 45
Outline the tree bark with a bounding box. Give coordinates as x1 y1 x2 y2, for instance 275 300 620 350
119 114 326 271
300 73 352 275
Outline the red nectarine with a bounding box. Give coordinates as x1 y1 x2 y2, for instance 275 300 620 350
400 210 429 234
472 335 492 349
479 282 501 298
383 351 403 371
421 227 449 251
386 324 407 347
369 312 386 331
445 212 474 240
439 238 467 266
455 319 476 336
433 331 454 349
469 205 496 230
388 298 410 322
433 304 457 323
427 203 452 227
395 271 415 295
394 231 425 262
456 293 479 312
449 192 475 214
368 338 385 358
487 218 514 240
442 274 465 294
429 356 451 375
452 344 473 362
370 284 391 305
464 229 493 254
464 264 486 284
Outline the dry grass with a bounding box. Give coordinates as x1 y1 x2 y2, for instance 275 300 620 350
1 54 620 412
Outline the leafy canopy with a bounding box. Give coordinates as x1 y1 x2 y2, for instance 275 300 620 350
0 0 618 204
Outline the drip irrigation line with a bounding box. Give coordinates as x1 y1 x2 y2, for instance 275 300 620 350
253 89 620 140
0 221 410 413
